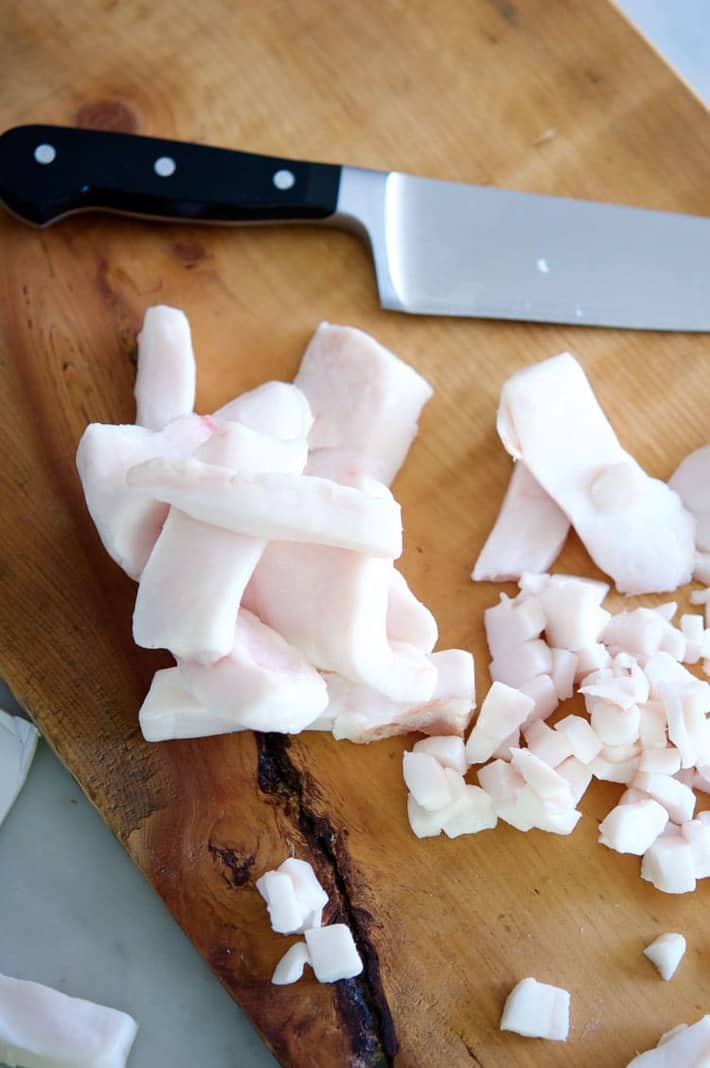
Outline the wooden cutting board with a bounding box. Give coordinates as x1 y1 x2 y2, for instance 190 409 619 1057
2 1 710 1064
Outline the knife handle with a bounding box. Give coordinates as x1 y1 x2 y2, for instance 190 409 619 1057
0 124 342 227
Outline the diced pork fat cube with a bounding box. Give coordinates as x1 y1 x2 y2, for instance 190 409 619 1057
509 749 574 807
556 757 593 806
550 648 577 700
440 784 498 839
477 760 525 806
304 924 363 983
465 683 534 766
540 578 610 652
575 643 611 680
500 977 570 1041
522 719 572 768
413 735 468 774
681 819 710 878
601 608 667 658
643 933 686 981
680 614 705 664
638 701 668 749
496 786 581 835
638 748 681 775
489 640 552 689
587 698 640 747
491 730 520 761
484 595 545 658
632 773 696 824
555 714 603 764
641 835 696 894
598 799 667 854
518 674 559 724
272 942 312 986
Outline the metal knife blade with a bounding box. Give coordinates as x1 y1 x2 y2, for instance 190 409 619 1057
2 123 709 330
335 169 710 329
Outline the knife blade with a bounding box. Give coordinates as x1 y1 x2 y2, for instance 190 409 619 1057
1 123 709 330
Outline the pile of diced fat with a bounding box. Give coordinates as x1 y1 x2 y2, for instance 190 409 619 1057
76 308 476 745
256 856 363 985
405 351 710 896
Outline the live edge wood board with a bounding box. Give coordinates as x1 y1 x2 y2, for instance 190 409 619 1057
2 1 710 1065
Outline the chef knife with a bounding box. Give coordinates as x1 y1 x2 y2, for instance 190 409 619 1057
1 123 708 330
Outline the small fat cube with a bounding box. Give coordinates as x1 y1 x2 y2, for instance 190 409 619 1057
492 729 520 761
598 800 667 855
510 748 574 806
638 702 668 749
550 648 577 700
681 818 710 878
681 614 705 664
484 595 546 658
523 719 572 768
477 759 525 806
541 579 610 651
407 793 444 838
555 714 603 764
638 748 681 775
256 871 305 935
272 942 312 985
278 858 328 930
633 772 695 824
500 977 570 1041
496 785 580 835
589 698 640 746
465 682 534 766
518 674 559 723
441 785 497 839
489 640 552 690
643 933 686 981
556 756 593 806
305 924 363 982
575 643 611 679
413 735 468 774
641 835 696 894
589 754 640 785
403 751 454 811
619 787 649 805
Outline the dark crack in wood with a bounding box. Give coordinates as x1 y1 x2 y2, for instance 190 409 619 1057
208 842 256 889
257 732 398 1067
460 1035 485 1067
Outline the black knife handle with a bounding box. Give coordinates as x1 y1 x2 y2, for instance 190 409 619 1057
0 124 342 227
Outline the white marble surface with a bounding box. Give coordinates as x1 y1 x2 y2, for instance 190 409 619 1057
0 683 277 1068
616 0 710 105
1 6 708 1068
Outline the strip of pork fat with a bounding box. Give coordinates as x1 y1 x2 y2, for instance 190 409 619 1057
497 353 695 594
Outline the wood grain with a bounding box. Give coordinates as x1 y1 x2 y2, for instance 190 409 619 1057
2 1 710 1064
